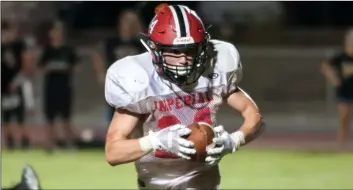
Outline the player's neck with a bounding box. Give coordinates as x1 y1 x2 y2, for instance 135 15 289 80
119 33 133 41
119 28 134 41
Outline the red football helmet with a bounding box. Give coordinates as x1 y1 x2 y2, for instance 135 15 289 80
140 4 210 86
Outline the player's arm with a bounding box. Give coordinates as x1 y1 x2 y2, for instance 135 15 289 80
206 43 264 164
320 57 341 87
105 108 194 166
37 47 51 73
104 69 154 166
21 48 36 77
9 42 35 92
205 90 264 164
69 46 80 72
226 88 264 145
91 43 106 84
222 45 264 146
104 65 195 166
105 108 152 166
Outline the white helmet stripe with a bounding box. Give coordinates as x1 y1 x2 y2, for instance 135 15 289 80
169 6 181 37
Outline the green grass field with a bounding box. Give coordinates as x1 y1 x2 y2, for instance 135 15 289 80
2 148 353 189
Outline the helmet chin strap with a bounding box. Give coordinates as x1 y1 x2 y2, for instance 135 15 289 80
140 39 153 55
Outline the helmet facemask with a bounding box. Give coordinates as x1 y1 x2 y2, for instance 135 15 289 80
141 33 210 86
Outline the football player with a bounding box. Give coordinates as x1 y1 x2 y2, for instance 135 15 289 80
2 164 41 190
105 4 265 189
321 28 353 148
1 21 34 150
92 9 145 124
39 21 79 153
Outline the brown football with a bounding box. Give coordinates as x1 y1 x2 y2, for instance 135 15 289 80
187 122 215 162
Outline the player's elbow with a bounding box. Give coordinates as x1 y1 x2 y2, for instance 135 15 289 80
105 154 115 166
320 61 330 75
244 108 264 135
256 117 266 135
320 63 326 74
106 156 117 166
105 144 124 166
252 113 264 132
106 156 122 167
248 115 265 142
105 144 116 166
105 139 127 166
243 105 262 127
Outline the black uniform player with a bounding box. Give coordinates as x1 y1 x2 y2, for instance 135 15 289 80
1 21 32 149
2 165 41 190
322 28 353 147
92 9 145 123
39 21 79 152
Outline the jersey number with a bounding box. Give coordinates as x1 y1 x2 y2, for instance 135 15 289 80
154 107 212 158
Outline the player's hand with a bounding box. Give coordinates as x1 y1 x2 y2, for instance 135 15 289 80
205 125 245 165
147 124 196 160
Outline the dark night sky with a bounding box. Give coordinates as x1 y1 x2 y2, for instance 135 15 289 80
282 1 353 27
59 1 353 29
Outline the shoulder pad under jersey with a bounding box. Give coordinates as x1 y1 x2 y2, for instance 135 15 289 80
104 53 153 113
211 40 243 93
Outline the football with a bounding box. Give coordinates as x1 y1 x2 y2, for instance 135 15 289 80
187 122 215 162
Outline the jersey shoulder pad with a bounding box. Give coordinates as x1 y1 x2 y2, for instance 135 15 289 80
211 39 243 84
105 53 153 113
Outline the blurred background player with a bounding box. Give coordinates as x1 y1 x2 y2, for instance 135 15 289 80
1 21 34 150
38 21 79 153
321 28 353 148
92 9 145 124
2 164 41 190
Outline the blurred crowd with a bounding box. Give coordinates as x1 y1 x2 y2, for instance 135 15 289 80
1 6 147 152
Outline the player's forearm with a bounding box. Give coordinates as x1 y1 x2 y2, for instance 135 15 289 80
326 73 340 86
11 73 27 87
239 117 265 145
21 50 35 77
237 108 264 145
92 53 106 77
321 62 340 86
105 138 152 166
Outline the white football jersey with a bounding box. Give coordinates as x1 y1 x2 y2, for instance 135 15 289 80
105 39 242 189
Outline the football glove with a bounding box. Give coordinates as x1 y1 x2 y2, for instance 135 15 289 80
205 125 245 165
139 124 196 159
